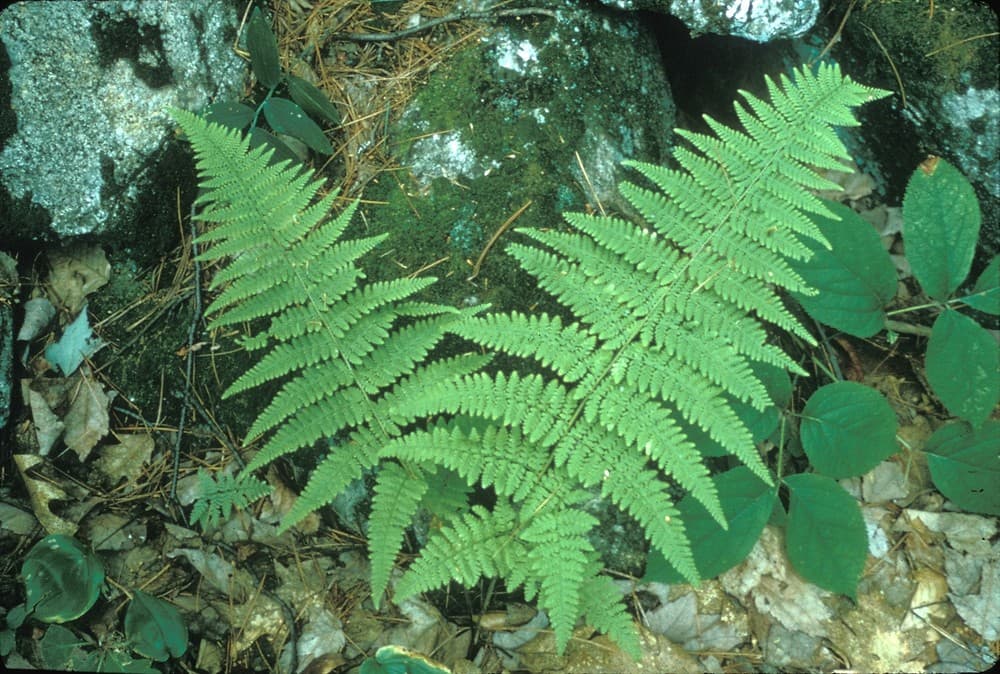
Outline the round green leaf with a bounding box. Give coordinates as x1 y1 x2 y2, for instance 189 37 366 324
962 255 999 316
902 158 981 301
790 201 897 337
22 535 105 623
642 467 776 583
926 310 999 427
262 97 333 154
800 381 898 479
124 590 188 662
246 7 282 90
924 420 1000 515
784 473 867 599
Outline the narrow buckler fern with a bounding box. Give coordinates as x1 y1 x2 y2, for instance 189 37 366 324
172 62 888 659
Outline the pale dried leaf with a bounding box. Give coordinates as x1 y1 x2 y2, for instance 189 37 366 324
13 454 77 535
17 297 56 342
62 372 111 461
48 244 111 313
25 382 65 456
94 433 155 490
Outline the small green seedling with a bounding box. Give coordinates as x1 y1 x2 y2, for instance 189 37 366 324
204 7 339 160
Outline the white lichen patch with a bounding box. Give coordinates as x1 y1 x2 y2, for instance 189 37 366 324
496 36 539 74
406 131 499 187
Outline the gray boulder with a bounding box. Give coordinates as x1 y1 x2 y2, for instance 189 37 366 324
599 0 819 42
0 0 245 248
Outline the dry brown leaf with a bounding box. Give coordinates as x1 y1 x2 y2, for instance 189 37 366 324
47 243 111 313
95 433 155 491
17 296 56 342
13 454 77 535
23 379 65 456
62 371 111 461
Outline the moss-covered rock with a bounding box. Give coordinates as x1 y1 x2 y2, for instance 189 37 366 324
358 4 676 315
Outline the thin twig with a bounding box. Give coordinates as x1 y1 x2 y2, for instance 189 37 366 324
172 202 203 500
468 200 532 281
862 21 906 108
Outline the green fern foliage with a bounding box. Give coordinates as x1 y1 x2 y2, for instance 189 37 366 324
382 62 888 653
170 110 482 582
171 62 888 660
189 469 271 529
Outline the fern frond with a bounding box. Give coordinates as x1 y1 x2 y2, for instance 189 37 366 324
189 469 271 530
394 503 522 599
521 509 599 652
369 461 431 607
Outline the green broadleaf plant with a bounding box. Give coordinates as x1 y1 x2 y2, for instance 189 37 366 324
645 378 896 596
124 590 189 662
8 535 188 668
209 6 339 157
790 156 998 516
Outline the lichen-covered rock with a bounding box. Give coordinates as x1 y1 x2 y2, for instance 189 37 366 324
599 0 819 42
364 3 676 311
0 0 245 247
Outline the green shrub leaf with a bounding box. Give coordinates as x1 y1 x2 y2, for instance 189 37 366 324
643 467 775 583
203 101 254 131
286 75 341 126
22 535 104 623
784 473 867 599
925 420 1000 515
124 590 188 662
962 255 999 316
800 381 898 479
262 97 333 154
790 201 896 337
246 7 282 89
902 158 981 301
926 310 999 427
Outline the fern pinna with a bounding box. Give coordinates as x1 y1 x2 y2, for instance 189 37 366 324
172 62 887 658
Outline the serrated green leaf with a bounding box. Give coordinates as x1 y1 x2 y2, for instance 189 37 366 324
124 590 188 662
262 97 333 154
22 535 104 623
286 75 341 125
246 7 282 89
924 420 1000 515
790 201 897 337
903 158 981 301
926 310 999 427
784 473 867 599
962 255 999 316
800 381 899 479
643 467 775 583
